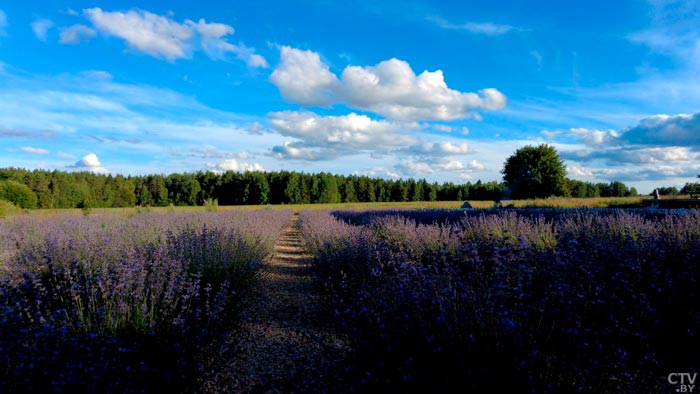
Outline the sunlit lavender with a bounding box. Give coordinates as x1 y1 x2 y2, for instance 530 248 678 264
0 210 289 392
300 208 700 393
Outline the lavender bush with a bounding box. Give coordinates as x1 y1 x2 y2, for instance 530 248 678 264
300 208 700 393
0 210 289 392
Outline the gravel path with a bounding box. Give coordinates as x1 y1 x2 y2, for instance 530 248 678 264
200 213 351 393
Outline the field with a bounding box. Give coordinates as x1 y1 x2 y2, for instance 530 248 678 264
1 195 654 218
1 201 699 392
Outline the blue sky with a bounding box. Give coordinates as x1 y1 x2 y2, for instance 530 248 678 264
0 0 698 194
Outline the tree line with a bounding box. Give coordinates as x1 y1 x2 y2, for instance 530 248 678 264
0 167 499 209
0 166 669 210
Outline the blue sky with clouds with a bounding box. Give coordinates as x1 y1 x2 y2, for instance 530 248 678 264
0 0 698 193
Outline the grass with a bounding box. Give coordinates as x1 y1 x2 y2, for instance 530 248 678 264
0 199 24 219
1 195 665 219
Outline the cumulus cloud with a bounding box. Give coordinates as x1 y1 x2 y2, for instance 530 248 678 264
568 166 595 177
545 127 621 146
83 8 266 66
59 24 97 45
207 158 264 173
270 46 506 121
618 146 696 164
427 16 516 35
620 113 700 147
435 160 464 171
71 153 108 174
557 112 700 186
361 167 401 179
406 141 470 156
269 47 338 106
434 159 485 173
268 111 415 158
31 18 54 41
85 8 192 59
394 154 486 178
556 112 699 152
433 124 453 133
270 141 327 161
396 161 435 176
247 122 266 135
21 146 49 155
466 159 486 171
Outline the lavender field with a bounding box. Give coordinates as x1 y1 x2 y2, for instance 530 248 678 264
300 208 700 393
3 207 700 393
0 210 289 392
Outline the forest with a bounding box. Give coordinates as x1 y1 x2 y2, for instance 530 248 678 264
0 167 682 210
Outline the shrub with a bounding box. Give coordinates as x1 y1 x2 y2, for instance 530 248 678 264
0 180 38 209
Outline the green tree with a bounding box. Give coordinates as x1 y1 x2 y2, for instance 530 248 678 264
502 144 567 199
244 172 270 205
0 180 38 209
341 177 358 203
356 176 375 202
315 173 340 204
284 172 303 204
167 174 201 206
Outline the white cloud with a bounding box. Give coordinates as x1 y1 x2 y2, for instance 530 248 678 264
268 111 415 156
568 166 594 178
247 122 266 135
31 18 54 41
59 24 96 45
207 158 264 173
618 146 695 164
83 8 266 66
270 141 325 161
427 16 516 35
433 124 452 133
396 161 435 176
21 146 49 155
71 153 108 174
432 158 485 174
269 46 338 106
436 160 464 171
466 159 485 171
190 147 250 159
85 8 192 59
361 167 401 179
544 127 622 146
340 59 506 121
406 141 470 156
270 46 506 121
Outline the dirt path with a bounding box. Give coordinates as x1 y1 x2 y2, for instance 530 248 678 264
201 213 351 393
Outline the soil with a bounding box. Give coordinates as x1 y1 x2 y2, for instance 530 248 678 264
199 213 352 393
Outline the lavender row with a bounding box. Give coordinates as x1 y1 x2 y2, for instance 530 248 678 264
300 209 700 393
0 210 290 392
331 206 698 226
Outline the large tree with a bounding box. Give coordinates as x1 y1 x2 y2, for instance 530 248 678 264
501 144 567 199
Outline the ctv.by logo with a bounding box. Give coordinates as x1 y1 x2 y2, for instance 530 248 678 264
668 373 698 393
